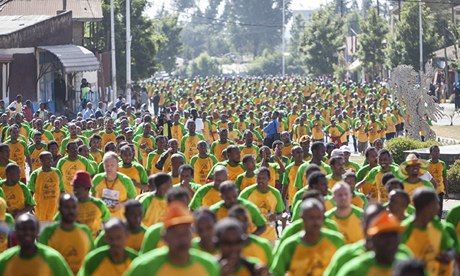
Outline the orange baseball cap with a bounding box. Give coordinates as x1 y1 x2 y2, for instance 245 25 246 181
367 210 404 237
163 202 194 229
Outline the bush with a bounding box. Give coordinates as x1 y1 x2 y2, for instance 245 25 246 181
386 137 438 164
447 160 460 194
187 52 222 77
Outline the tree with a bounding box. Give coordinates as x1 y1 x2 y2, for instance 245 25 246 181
155 14 183 73
187 52 222 77
86 0 163 88
226 0 291 57
386 2 441 72
300 5 343 76
358 8 388 80
289 14 306 60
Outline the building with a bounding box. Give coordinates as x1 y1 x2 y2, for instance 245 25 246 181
0 12 99 113
0 0 103 113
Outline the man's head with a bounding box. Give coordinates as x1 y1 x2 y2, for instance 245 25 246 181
332 182 352 209
15 213 39 250
367 210 403 264
59 194 78 224
6 164 20 183
152 173 172 197
219 181 239 208
329 156 345 176
163 202 194 254
226 145 241 163
311 142 326 160
228 205 250 233
214 218 246 259
242 154 256 171
103 152 119 175
378 149 392 170
124 200 143 230
412 188 439 224
256 167 270 190
213 166 228 186
300 198 325 234
291 146 303 163
72 171 92 201
308 172 328 196
38 151 53 169
166 187 191 206
0 144 9 162
104 218 128 251
193 208 216 241
120 145 134 164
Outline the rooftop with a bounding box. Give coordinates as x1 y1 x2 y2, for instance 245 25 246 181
0 15 51 36
0 0 102 21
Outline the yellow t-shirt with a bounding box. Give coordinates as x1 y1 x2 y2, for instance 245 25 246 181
28 168 64 221
326 206 363 244
211 141 232 162
57 157 92 193
28 145 46 172
38 223 93 274
76 197 110 237
428 161 446 194
190 155 217 185
8 141 26 179
240 186 285 241
140 194 167 227
100 131 117 149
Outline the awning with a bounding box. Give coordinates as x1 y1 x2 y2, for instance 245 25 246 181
38 44 100 73
0 54 13 63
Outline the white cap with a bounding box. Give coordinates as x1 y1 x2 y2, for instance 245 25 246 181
340 145 352 153
331 149 344 158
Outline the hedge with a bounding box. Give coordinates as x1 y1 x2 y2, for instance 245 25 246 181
447 160 460 194
385 137 438 165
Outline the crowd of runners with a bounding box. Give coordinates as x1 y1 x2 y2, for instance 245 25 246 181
0 76 457 275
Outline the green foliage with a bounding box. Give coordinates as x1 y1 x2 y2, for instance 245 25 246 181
358 8 388 79
289 15 306 61
226 0 291 57
247 51 304 76
85 0 180 88
300 5 343 76
386 137 438 164
155 14 183 73
186 52 222 77
447 160 460 194
386 2 441 71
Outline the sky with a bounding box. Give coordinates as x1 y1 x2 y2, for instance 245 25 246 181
145 0 331 18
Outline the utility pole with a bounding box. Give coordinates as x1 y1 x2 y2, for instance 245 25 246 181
419 0 423 83
377 0 380 16
282 0 285 77
110 0 117 103
126 0 132 105
398 0 401 21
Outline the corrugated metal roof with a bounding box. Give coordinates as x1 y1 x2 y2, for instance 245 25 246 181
0 0 102 21
0 15 51 35
38 44 100 73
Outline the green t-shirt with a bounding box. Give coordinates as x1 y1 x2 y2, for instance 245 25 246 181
125 247 220 276
78 246 138 276
324 239 413 276
336 251 409 276
209 198 267 229
271 229 344 276
139 222 164 254
294 161 332 190
276 218 341 254
0 243 72 276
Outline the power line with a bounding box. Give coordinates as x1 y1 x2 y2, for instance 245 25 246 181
386 0 458 5
159 6 283 29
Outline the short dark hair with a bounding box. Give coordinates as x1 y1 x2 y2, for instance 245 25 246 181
166 187 189 203
152 173 172 190
381 172 395 186
178 164 193 175
308 172 326 190
393 259 425 276
311 141 325 152
219 181 237 194
412 188 438 212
